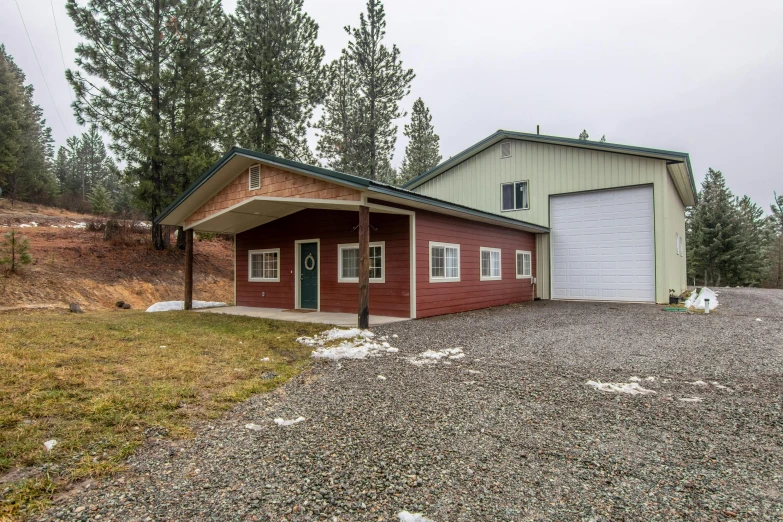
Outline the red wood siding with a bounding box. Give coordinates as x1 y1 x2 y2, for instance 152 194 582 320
414 209 537 318
236 209 410 317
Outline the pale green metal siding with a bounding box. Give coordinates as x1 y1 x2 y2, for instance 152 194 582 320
413 138 688 304
535 233 550 299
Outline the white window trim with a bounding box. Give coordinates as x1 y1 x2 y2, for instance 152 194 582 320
337 242 385 283
429 241 460 283
248 248 280 282
516 250 532 278
248 163 261 190
500 180 530 212
479 247 502 281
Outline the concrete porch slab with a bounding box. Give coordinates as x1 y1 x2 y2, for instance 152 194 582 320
198 306 409 327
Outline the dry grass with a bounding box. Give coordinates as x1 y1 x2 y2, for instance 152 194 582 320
0 309 324 520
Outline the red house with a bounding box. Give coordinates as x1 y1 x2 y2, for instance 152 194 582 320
156 148 546 325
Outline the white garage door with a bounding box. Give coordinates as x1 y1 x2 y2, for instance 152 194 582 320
551 186 655 302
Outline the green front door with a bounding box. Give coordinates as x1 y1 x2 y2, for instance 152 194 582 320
299 242 318 309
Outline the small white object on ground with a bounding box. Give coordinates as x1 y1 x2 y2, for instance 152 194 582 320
398 511 434 522
159 345 167 349
43 439 57 451
274 417 305 426
628 376 641 382
392 334 399 338
691 380 708 386
679 397 703 403
146 301 227 312
756 318 762 322
644 376 656 382
683 287 719 311
377 375 387 380
244 423 263 431
586 380 656 395
710 381 733 391
261 357 270 361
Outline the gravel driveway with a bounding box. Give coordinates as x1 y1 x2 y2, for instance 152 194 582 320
37 288 783 521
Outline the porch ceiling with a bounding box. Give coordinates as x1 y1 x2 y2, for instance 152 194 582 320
186 197 364 234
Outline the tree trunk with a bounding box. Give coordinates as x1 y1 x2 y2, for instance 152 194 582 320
357 205 370 329
184 228 194 310
150 0 165 251
176 225 186 250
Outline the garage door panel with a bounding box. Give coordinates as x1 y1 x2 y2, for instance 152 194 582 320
551 186 655 303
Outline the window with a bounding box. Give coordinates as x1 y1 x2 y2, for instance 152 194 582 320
249 164 261 190
248 249 280 282
501 181 529 211
500 141 512 158
516 250 532 278
429 242 460 282
480 247 501 281
338 242 385 283
676 233 684 256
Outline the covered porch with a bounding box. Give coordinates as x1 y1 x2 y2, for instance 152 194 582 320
198 306 409 327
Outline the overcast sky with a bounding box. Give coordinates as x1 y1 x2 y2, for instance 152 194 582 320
3 0 782 209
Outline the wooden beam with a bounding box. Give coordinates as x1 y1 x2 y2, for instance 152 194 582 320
357 205 370 329
184 228 194 310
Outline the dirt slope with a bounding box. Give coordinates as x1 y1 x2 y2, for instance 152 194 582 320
0 201 233 311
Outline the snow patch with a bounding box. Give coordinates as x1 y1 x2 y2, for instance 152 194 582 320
710 381 733 391
679 397 703 403
586 380 656 395
43 440 57 451
683 287 719 311
298 328 397 361
274 417 305 426
628 376 641 382
244 423 263 431
690 380 708 386
398 512 434 522
408 347 464 365
377 375 387 381
146 300 227 312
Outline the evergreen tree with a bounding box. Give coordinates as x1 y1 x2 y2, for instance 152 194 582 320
67 0 227 249
0 46 57 205
599 135 606 143
734 195 768 285
399 98 441 184
579 129 589 140
0 230 32 273
342 0 415 180
315 51 365 174
764 193 783 288
88 184 114 216
687 169 745 286
225 0 324 161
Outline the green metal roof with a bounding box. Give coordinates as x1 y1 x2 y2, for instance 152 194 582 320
154 147 549 233
401 130 698 201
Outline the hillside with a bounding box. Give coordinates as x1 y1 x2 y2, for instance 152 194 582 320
0 201 233 311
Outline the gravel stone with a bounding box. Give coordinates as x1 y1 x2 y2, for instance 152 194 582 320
35 288 783 521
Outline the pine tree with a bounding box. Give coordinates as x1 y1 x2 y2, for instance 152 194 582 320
599 135 606 143
687 169 745 286
399 98 441 184
0 230 32 273
734 195 768 285
67 0 227 249
315 51 365 174
88 184 114 216
0 46 57 206
343 0 415 180
765 193 783 288
225 0 324 161
579 129 589 140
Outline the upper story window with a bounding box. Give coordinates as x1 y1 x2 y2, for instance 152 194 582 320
500 141 512 158
338 242 385 283
249 164 261 190
480 247 501 281
429 242 460 282
248 248 280 282
501 181 529 211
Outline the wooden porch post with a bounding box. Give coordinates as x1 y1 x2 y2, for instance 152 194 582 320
358 205 370 329
184 228 194 310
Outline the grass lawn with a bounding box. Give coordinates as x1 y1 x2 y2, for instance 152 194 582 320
0 309 324 520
